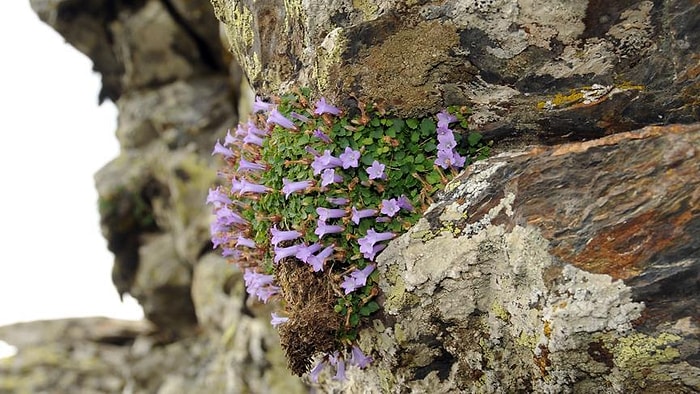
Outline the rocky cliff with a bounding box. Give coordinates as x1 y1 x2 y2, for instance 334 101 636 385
1 0 698 393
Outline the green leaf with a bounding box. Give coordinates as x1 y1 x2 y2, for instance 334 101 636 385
406 118 419 129
349 313 360 327
414 153 425 164
468 132 483 146
371 117 381 127
359 301 380 316
361 137 374 146
420 118 436 136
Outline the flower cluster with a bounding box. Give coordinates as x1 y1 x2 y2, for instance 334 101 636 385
207 89 486 381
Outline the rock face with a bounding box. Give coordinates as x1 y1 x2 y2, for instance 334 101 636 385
6 0 698 393
212 0 699 144
321 123 699 393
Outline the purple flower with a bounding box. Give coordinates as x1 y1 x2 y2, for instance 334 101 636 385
350 345 373 368
326 197 349 206
339 147 361 169
307 245 335 272
267 108 297 130
312 150 343 175
206 187 232 206
212 140 234 158
340 264 376 294
358 229 395 256
215 206 247 226
437 110 457 129
243 268 279 303
309 360 326 383
235 123 248 138
452 152 466 168
224 129 237 146
247 120 268 137
274 244 303 263
397 195 414 212
290 112 310 123
363 243 387 261
282 178 313 199
243 132 264 147
353 264 375 287
252 96 273 113
351 207 377 225
333 358 346 381
295 242 323 263
305 146 320 157
238 158 266 172
434 149 455 169
366 160 386 180
270 226 303 246
314 220 344 239
238 179 271 195
271 312 289 327
437 129 456 145
437 137 457 151
316 207 347 222
313 129 332 143
236 235 257 249
314 97 341 116
380 198 400 217
321 168 343 187
221 247 241 258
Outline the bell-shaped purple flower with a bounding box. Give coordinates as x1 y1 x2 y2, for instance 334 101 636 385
358 229 395 256
321 168 343 187
212 140 234 158
238 158 266 172
316 207 347 222
243 132 264 147
216 206 248 226
350 345 373 368
267 108 297 130
206 186 232 207
252 96 273 113
307 244 335 272
224 129 237 146
295 242 323 263
243 268 279 303
314 220 344 239
270 225 302 246
312 150 343 175
397 195 414 212
351 207 377 225
238 179 271 195
274 244 303 263
314 97 341 116
339 147 360 169
271 312 289 327
437 110 457 129
290 112 310 123
236 235 257 249
309 360 326 383
366 160 386 180
282 178 313 199
380 198 400 217
326 197 349 206
313 129 333 143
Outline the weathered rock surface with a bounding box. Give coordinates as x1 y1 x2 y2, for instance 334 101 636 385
312 123 699 392
213 0 699 145
11 0 699 393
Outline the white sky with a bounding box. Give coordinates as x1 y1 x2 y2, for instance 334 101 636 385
0 0 143 337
